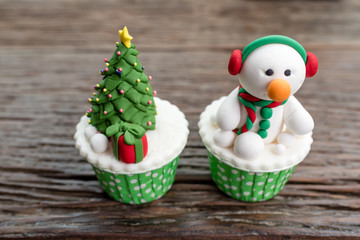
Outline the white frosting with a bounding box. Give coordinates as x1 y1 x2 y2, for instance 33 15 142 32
277 132 296 147
75 97 189 174
199 97 313 172
85 125 98 140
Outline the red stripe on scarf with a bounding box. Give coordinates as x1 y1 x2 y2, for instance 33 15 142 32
266 101 283 108
241 125 248 133
245 105 256 122
239 92 261 102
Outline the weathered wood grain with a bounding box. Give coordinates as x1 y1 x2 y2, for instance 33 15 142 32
0 0 360 239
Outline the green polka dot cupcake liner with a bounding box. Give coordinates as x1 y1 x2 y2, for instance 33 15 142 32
92 156 179 204
208 151 295 202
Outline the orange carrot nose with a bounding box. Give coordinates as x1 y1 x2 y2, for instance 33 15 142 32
267 79 291 102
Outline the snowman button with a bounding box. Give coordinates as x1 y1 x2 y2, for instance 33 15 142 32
261 107 273 119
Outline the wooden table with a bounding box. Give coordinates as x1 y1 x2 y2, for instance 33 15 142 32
1 0 360 239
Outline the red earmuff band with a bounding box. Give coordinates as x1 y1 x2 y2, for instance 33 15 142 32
228 49 242 75
305 52 318 78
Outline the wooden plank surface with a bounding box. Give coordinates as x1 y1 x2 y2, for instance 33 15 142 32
1 0 360 239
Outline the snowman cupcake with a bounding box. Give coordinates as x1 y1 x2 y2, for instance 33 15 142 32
199 35 318 202
74 27 189 204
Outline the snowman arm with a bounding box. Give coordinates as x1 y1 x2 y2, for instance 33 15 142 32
284 96 314 135
216 87 241 131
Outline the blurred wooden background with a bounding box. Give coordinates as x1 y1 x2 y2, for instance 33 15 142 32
1 0 360 239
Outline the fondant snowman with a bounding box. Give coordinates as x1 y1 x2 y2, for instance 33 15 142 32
214 35 318 160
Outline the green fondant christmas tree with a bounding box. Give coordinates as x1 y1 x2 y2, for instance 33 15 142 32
86 27 157 164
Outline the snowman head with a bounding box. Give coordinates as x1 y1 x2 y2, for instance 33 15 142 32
228 35 318 102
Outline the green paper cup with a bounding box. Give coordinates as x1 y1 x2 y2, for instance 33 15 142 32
92 156 179 204
208 151 295 202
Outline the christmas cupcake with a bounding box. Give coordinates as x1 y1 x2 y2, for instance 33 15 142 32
74 27 189 204
199 35 318 202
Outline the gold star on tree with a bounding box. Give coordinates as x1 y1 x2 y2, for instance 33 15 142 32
119 26 133 48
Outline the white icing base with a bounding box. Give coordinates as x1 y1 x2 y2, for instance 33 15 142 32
74 97 189 174
198 97 313 172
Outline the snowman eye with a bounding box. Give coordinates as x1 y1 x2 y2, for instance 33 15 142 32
265 69 273 76
284 69 291 76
